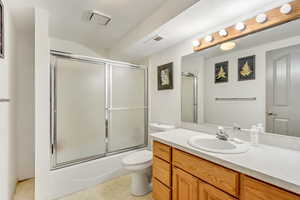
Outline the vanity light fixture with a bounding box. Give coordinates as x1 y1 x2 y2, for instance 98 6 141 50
256 13 268 24
235 22 246 31
220 41 236 51
280 3 292 14
219 29 228 37
205 35 214 43
192 40 201 47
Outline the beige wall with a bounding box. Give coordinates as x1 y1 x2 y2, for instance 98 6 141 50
15 33 35 181
0 0 18 199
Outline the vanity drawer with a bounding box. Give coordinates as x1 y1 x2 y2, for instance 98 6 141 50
199 181 238 200
240 175 300 200
172 148 239 197
153 141 171 162
153 156 171 187
153 178 171 200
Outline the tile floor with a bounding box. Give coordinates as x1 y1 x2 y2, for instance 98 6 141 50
14 175 153 200
14 179 35 200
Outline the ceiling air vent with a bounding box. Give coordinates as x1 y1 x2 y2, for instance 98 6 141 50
88 10 112 26
153 35 164 42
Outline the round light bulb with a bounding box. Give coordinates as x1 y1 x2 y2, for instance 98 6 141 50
220 41 236 51
219 29 228 37
280 4 292 14
204 35 213 43
256 13 267 24
235 22 246 31
192 40 200 47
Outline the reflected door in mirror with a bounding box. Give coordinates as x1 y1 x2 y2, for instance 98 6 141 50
266 44 300 137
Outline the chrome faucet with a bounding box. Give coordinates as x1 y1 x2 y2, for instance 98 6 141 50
216 126 229 141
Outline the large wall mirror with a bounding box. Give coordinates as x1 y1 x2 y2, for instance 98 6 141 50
181 19 300 138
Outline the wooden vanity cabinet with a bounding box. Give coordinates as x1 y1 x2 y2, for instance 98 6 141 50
152 141 300 200
173 167 198 200
240 175 300 200
153 141 171 162
153 178 171 200
153 141 172 200
199 182 238 200
172 148 239 197
172 167 238 200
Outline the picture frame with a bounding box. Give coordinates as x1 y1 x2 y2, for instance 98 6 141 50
157 62 173 90
215 61 228 83
0 0 3 58
238 55 255 81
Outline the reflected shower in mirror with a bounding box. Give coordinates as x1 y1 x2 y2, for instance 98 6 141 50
181 72 198 123
181 19 300 138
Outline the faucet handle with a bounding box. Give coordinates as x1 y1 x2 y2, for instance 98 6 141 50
233 123 241 131
216 126 229 140
218 126 225 133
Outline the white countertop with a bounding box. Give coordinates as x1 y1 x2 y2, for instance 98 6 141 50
151 128 300 195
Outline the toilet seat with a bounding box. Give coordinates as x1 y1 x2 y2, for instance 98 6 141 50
122 150 152 171
123 150 152 165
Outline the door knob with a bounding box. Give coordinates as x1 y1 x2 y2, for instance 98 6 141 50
267 112 277 116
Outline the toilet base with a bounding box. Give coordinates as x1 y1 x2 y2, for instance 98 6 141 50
131 169 152 196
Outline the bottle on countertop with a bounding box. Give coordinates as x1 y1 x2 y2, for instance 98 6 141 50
257 123 264 135
250 125 259 146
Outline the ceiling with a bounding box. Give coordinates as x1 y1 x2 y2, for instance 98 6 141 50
121 0 293 60
7 0 295 61
6 0 168 51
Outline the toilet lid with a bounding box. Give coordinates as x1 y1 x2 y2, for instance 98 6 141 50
123 150 152 165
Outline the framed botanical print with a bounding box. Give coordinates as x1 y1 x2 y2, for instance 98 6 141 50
0 0 3 58
157 62 173 90
215 61 228 83
238 55 255 81
0 0 4 58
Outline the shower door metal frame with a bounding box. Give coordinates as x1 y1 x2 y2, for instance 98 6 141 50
50 50 148 170
181 73 198 123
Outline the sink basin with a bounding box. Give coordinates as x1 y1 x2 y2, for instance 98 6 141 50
188 135 250 154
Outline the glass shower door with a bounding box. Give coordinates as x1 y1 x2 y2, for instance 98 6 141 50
53 57 106 166
108 65 147 152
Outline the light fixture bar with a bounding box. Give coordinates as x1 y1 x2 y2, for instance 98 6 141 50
193 1 300 52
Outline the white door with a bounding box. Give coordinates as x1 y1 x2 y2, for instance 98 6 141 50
266 44 300 137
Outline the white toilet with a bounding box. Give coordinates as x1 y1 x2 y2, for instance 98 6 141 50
122 123 176 196
122 150 153 196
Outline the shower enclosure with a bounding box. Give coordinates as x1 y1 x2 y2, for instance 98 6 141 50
50 50 148 169
181 72 198 123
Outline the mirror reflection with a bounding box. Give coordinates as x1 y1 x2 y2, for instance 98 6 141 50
181 72 198 123
181 19 300 137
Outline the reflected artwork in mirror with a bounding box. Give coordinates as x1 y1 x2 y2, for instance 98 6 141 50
181 18 300 138
215 61 228 83
238 55 255 81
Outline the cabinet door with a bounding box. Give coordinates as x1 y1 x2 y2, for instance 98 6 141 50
153 178 171 200
199 181 238 200
240 175 300 200
173 167 198 200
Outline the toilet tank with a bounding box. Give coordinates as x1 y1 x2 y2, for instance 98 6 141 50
148 123 176 150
